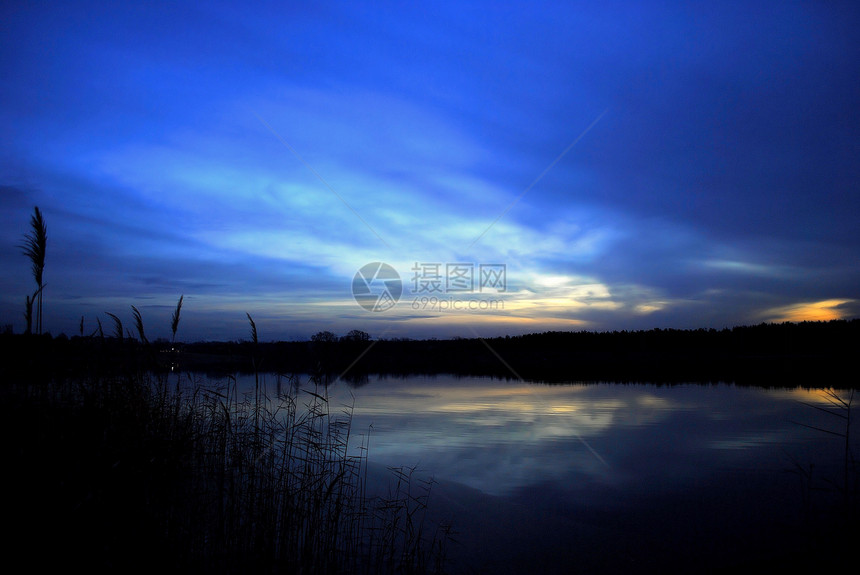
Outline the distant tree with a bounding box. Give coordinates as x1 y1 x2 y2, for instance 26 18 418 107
310 331 339 375
341 329 370 343
311 330 338 343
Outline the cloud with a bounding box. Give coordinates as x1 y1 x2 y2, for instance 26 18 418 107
1 1 858 340
760 299 858 324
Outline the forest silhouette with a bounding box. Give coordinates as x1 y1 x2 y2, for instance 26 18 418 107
5 318 857 387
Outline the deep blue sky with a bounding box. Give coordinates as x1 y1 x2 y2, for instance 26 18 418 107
2 1 858 341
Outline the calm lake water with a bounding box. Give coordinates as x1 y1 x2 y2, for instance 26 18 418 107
226 373 856 574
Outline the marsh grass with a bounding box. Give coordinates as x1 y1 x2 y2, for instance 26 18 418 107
4 336 450 574
786 388 859 563
20 206 47 334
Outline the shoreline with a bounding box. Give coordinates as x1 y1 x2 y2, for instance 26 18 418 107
3 319 857 387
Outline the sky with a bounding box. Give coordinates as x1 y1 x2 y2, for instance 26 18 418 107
1 1 859 342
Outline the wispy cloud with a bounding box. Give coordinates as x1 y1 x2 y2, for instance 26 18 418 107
1 1 858 339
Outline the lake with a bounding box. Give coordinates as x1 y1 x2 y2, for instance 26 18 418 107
227 373 856 574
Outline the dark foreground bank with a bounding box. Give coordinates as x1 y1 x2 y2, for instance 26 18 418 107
2 370 452 574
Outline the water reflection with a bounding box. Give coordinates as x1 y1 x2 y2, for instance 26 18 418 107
226 374 852 499
216 374 855 572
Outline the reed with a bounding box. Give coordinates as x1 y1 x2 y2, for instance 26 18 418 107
131 305 148 345
171 295 183 344
5 311 450 574
793 389 858 517
105 311 124 342
787 387 859 566
19 206 47 334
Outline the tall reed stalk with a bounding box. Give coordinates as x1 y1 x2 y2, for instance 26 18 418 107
20 206 47 334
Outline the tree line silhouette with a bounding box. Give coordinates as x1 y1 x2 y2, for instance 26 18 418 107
6 206 857 386
5 319 857 387
183 319 860 385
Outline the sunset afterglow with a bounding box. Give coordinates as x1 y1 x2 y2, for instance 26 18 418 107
2 2 858 340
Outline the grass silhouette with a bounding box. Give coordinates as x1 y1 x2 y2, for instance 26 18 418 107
3 308 451 574
19 206 47 334
789 389 859 543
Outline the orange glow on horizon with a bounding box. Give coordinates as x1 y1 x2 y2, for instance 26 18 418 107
761 298 854 323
